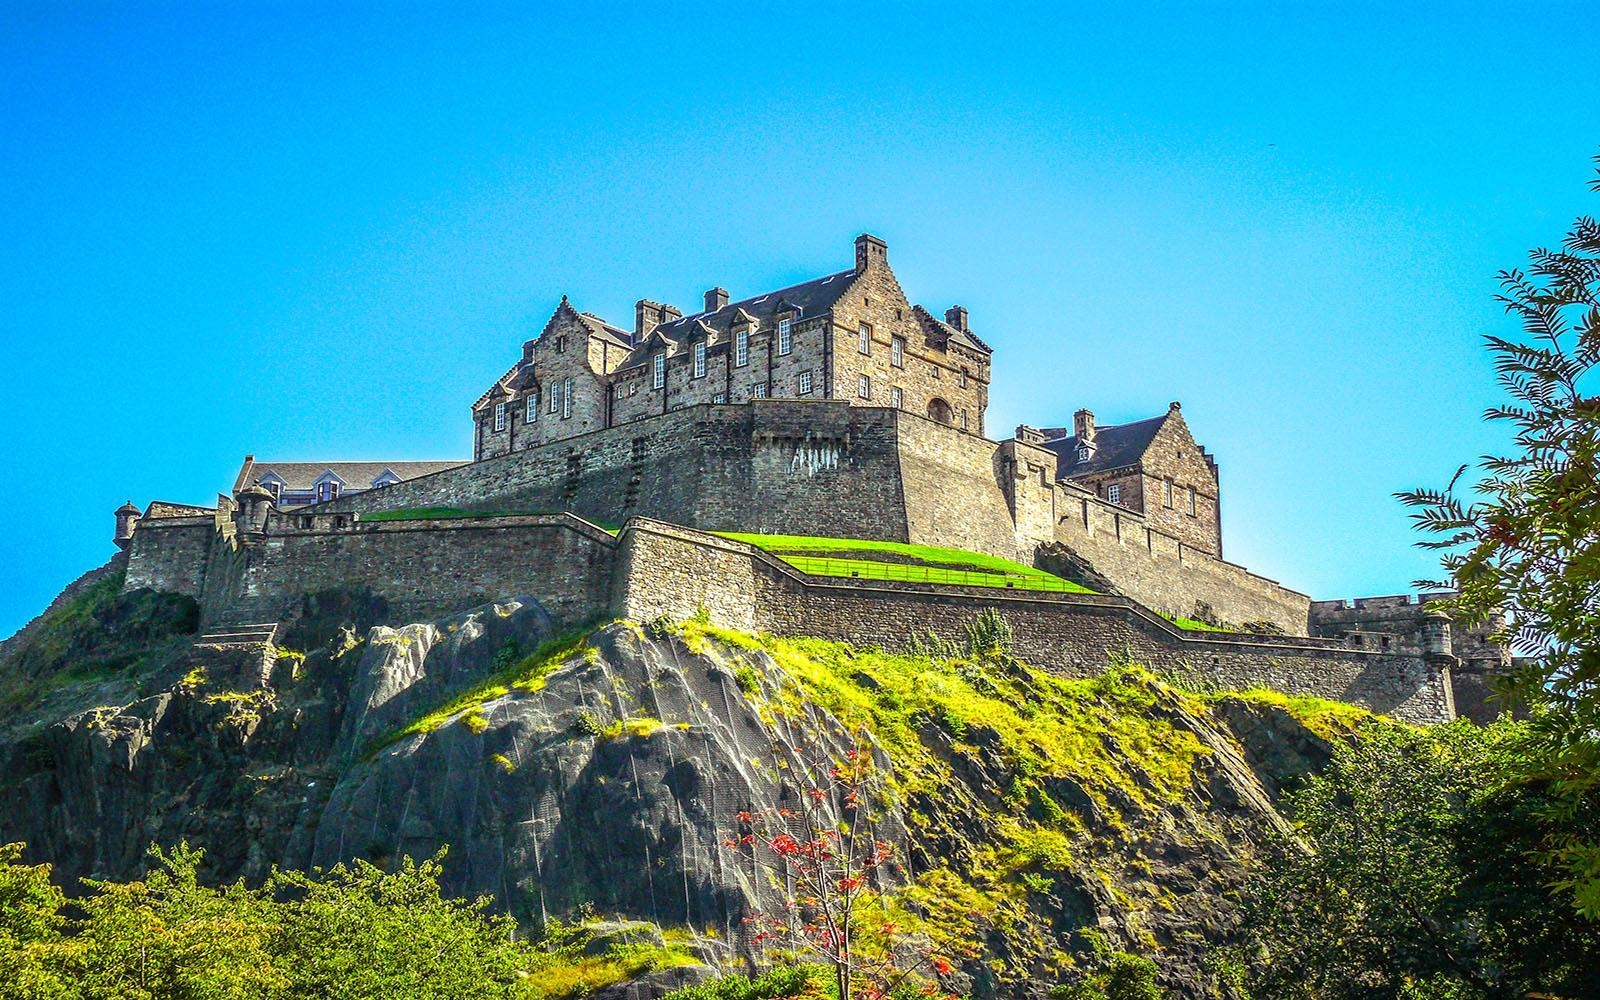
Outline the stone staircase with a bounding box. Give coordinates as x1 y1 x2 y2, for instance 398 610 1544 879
190 613 285 688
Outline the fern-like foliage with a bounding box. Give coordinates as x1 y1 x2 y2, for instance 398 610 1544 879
1398 151 1600 918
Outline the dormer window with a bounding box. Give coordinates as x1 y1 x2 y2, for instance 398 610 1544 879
778 318 793 355
259 479 282 502
735 330 750 367
316 480 341 503
693 342 707 379
653 352 666 388
1108 484 1122 505
494 402 506 431
1077 446 1091 463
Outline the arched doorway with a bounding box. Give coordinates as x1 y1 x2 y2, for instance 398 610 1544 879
927 398 953 425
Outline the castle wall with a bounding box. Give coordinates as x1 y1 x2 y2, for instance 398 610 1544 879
233 513 617 626
125 517 214 598
895 413 1023 559
1039 483 1311 634
323 400 912 543
615 520 1454 725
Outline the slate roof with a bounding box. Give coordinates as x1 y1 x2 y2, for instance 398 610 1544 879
233 459 467 494
910 305 993 355
576 313 634 350
1043 414 1169 477
614 269 860 370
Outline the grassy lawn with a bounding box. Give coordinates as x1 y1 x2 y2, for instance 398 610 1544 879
713 531 1097 594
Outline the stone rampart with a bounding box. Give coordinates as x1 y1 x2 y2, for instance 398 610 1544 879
321 400 912 542
1043 482 1311 634
614 519 1454 725
125 517 215 599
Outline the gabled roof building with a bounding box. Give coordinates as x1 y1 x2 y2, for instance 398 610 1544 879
471 234 993 460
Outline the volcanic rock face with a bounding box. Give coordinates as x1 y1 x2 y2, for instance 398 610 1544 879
0 587 1347 997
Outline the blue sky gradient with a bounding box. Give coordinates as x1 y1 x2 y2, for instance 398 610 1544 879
3 2 1597 635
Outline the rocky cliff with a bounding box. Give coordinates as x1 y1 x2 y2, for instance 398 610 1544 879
0 565 1375 997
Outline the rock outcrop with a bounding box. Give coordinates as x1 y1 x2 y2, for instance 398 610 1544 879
0 581 1365 997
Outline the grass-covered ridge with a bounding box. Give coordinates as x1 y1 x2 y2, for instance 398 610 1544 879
713 532 1096 594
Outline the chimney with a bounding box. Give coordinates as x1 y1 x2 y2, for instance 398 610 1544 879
522 339 538 362
854 232 888 272
1073 408 1097 456
704 287 729 313
635 299 682 339
945 305 968 331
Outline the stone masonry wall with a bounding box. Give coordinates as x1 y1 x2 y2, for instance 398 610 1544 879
322 400 911 542
124 518 214 599
615 520 1454 725
895 412 1023 559
233 513 617 626
1042 482 1311 634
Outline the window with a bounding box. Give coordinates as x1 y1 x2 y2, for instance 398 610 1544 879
890 386 903 409
778 318 793 355
858 323 871 354
1077 446 1091 463
562 377 573 418
1187 486 1197 516
752 383 767 399
526 395 538 422
1108 484 1122 505
798 370 813 395
857 374 871 399
263 480 281 501
548 381 559 413
493 402 506 431
960 410 969 431
959 369 968 388
735 330 749 367
652 352 666 388
712 393 727 403
615 385 626 400
316 481 340 503
555 335 567 353
891 336 904 368
628 382 638 396
693 342 707 379
1163 481 1174 508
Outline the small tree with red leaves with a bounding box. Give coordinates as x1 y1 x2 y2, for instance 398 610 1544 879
725 738 957 1000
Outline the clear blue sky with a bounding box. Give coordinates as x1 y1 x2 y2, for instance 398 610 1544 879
3 2 1597 636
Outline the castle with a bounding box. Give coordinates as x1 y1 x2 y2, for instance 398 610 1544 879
109 233 1507 725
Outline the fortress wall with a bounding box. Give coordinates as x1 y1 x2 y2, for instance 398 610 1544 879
1046 484 1311 634
322 400 911 543
894 414 1024 559
235 514 617 625
617 520 1454 725
613 522 762 631
125 518 214 598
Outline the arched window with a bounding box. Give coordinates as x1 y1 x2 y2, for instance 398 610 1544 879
926 398 953 425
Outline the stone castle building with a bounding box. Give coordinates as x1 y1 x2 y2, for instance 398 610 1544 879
108 231 1507 726
470 235 992 460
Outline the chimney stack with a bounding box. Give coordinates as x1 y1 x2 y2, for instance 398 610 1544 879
1073 408 1097 454
635 299 682 339
704 287 729 313
854 233 888 272
945 305 969 331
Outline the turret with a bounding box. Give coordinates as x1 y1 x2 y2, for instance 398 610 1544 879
234 484 276 544
113 501 141 549
1422 608 1456 666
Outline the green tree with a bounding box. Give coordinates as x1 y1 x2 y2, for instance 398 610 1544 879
1398 152 1600 917
265 851 528 999
1236 722 1600 999
0 842 78 999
